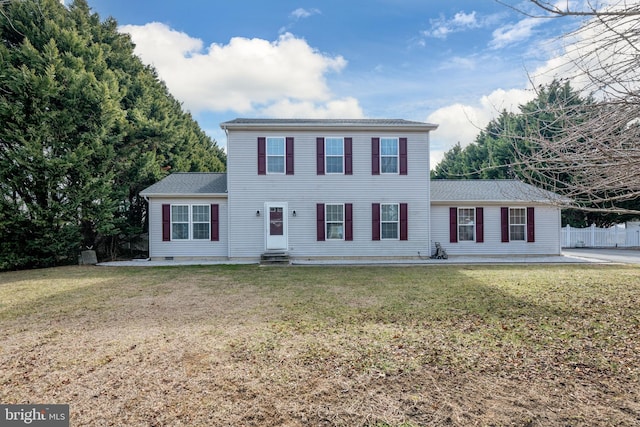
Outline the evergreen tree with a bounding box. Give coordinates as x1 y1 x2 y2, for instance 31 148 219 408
430 80 633 226
0 0 225 270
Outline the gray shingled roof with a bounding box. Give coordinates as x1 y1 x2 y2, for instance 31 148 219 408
430 180 564 204
221 118 438 130
140 173 227 196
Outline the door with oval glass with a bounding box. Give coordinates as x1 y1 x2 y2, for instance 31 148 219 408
265 202 288 250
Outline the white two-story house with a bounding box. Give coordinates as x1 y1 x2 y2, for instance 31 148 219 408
140 118 563 261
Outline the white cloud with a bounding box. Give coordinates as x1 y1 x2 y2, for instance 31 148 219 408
427 0 640 168
280 8 322 34
260 97 363 118
424 11 489 39
452 11 478 26
490 17 544 49
290 8 321 20
528 2 640 98
427 88 535 167
119 23 359 117
437 56 477 70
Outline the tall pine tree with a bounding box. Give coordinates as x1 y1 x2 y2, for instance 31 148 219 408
0 0 225 269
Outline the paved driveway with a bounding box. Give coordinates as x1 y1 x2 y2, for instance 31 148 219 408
562 248 640 264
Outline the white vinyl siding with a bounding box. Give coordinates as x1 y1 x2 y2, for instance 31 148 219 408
148 198 228 260
227 128 431 260
430 204 561 256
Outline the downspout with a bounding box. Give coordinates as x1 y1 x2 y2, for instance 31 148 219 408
141 194 150 260
223 125 231 260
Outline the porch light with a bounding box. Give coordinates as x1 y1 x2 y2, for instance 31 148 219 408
292 210 297 217
256 210 260 217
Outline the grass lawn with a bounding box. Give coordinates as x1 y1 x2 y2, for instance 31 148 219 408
0 264 639 426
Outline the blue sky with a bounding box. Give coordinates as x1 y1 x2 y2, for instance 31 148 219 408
84 0 586 165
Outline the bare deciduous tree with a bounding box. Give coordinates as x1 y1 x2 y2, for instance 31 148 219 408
501 1 640 214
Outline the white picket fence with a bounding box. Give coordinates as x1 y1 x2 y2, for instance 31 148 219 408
562 224 640 248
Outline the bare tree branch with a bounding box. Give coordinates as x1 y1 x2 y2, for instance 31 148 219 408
495 1 640 216
496 0 640 17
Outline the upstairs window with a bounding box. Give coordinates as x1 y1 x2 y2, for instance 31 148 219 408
258 137 294 175
317 137 352 175
325 138 344 174
380 138 398 174
372 137 407 175
266 137 285 174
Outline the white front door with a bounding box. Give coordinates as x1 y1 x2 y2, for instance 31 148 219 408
265 202 288 250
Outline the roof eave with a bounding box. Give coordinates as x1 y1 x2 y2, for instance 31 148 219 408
430 199 566 205
220 122 438 132
139 192 228 198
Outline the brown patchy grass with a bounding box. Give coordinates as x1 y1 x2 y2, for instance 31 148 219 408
0 264 639 426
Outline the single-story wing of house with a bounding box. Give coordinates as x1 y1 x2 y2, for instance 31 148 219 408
140 119 563 262
430 180 563 256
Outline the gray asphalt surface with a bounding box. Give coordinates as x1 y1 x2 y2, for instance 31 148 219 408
561 248 640 265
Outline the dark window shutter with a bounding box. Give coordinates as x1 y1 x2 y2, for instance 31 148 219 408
399 137 408 175
400 203 408 240
316 137 325 175
257 137 266 175
527 207 535 242
344 137 353 175
286 137 294 175
162 204 171 241
371 138 380 175
345 203 353 241
501 207 509 242
476 207 484 243
316 203 325 241
449 207 458 243
372 203 380 240
211 204 219 241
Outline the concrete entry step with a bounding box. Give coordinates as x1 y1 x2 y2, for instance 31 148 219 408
260 251 290 265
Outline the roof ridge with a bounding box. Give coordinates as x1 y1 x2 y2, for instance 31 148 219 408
169 171 226 174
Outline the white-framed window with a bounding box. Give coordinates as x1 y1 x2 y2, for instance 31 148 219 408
325 137 344 174
191 205 211 240
380 137 398 174
171 205 189 240
381 203 399 239
266 137 285 174
510 207 526 241
171 204 210 240
458 208 475 241
325 204 344 240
